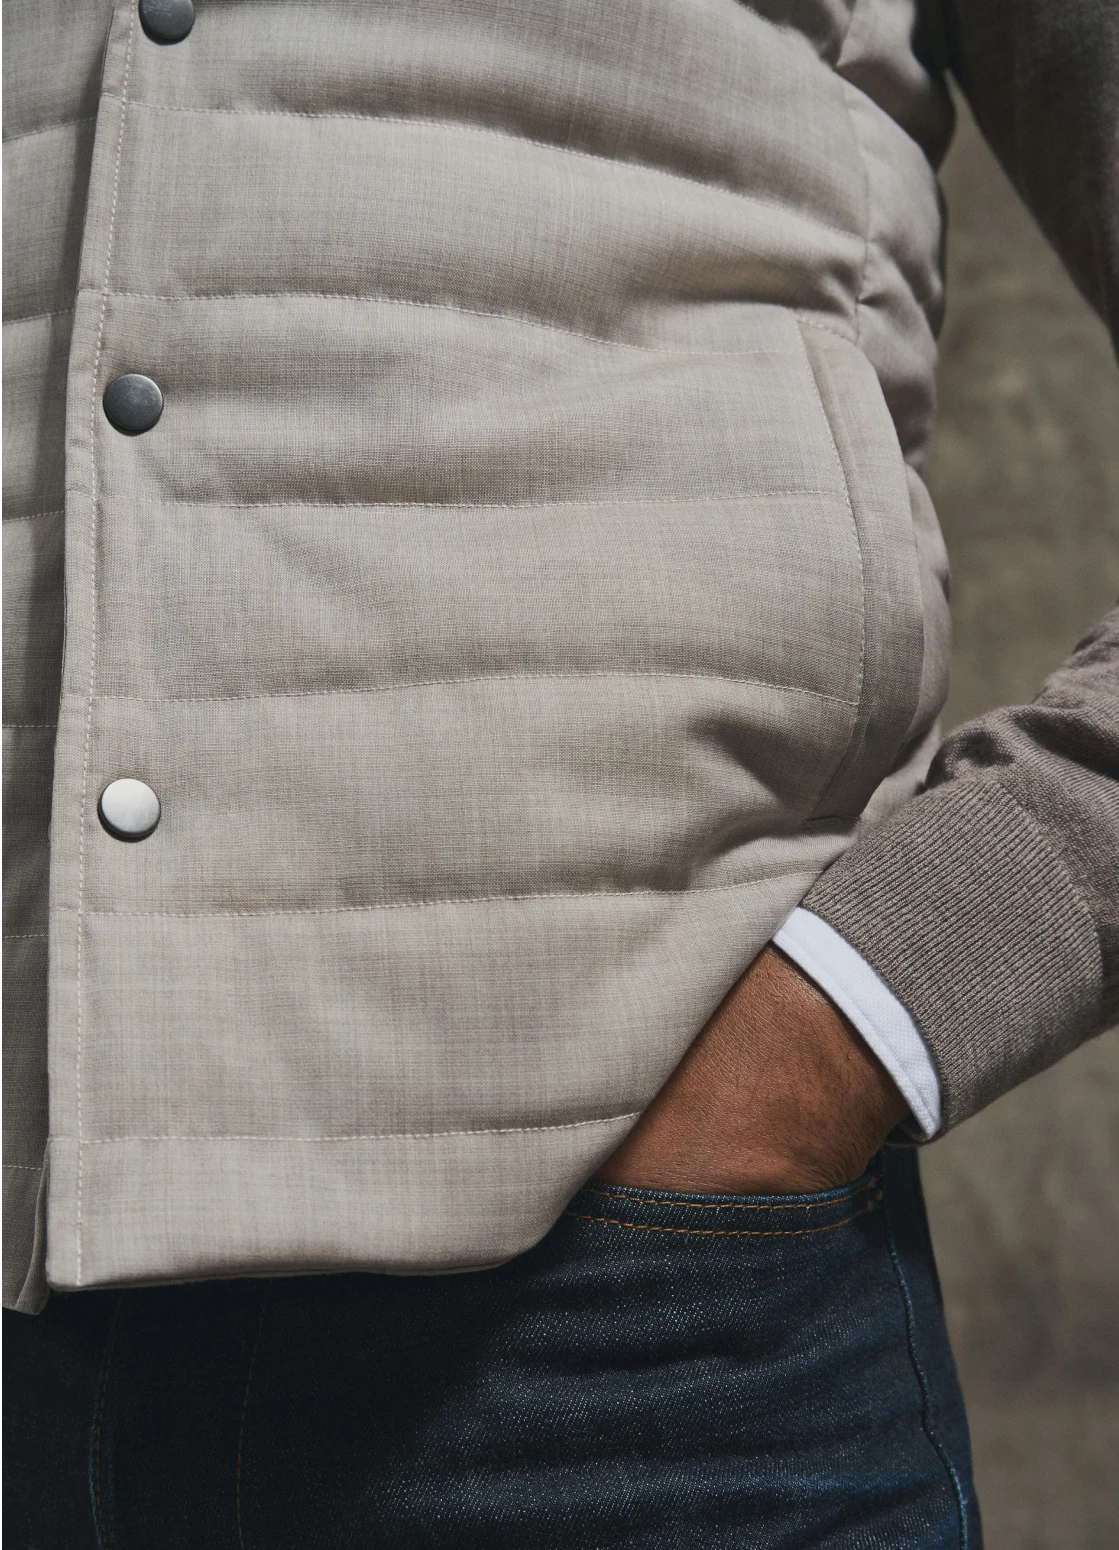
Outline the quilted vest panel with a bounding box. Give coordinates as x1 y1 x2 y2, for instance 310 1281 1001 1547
3 0 952 1305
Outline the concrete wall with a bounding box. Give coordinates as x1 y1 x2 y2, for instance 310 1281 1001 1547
920 98 1119 1549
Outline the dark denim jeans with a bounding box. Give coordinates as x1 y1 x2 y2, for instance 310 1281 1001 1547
5 1147 980 1548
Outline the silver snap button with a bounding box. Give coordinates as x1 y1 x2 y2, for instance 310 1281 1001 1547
98 779 161 841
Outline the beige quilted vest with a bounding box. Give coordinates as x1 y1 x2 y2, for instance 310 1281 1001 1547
4 0 952 1309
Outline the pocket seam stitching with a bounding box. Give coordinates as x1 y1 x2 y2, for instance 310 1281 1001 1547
579 1175 878 1213
563 1196 881 1238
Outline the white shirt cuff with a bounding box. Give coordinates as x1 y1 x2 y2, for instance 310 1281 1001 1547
772 907 941 1139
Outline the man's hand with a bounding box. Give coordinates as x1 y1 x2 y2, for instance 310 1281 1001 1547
597 945 908 1195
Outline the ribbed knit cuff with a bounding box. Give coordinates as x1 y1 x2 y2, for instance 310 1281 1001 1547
802 781 1103 1130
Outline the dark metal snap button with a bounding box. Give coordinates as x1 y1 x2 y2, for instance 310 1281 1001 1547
139 0 195 44
103 373 164 435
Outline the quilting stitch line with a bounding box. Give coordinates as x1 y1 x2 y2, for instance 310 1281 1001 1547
161 490 847 512
108 97 865 260
89 287 799 358
3 307 75 326
90 669 860 708
64 1114 642 1144
63 865 829 920
2 116 95 145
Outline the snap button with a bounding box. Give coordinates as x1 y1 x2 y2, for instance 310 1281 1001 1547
103 373 164 435
98 779 161 841
139 0 195 44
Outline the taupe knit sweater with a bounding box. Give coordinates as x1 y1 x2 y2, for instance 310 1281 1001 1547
805 0 1119 1129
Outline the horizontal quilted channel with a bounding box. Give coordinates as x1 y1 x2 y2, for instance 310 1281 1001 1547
0 0 952 1294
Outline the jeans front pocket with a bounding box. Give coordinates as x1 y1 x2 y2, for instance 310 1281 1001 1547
548 1147 978 1548
566 1166 884 1242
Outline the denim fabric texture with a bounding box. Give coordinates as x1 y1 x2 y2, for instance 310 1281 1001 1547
3 1148 980 1547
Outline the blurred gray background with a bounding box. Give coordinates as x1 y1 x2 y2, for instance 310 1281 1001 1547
920 98 1119 1549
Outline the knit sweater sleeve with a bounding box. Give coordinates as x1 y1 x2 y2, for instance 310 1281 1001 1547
801 1 1119 1130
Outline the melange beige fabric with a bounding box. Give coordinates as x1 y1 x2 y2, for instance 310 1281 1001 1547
6 0 957 1309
